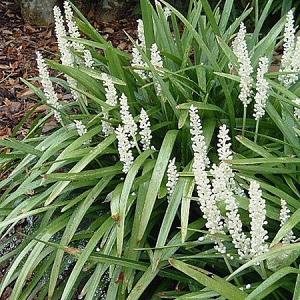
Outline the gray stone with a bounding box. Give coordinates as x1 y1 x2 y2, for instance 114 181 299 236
20 0 59 26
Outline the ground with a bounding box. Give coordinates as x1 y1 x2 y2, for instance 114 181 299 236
0 0 137 139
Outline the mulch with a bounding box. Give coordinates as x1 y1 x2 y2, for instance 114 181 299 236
0 0 137 139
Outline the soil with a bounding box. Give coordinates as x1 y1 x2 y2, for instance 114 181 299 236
0 0 137 139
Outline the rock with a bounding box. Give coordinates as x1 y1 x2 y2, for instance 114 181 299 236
19 0 59 26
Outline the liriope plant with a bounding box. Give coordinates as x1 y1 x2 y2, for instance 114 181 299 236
0 0 300 299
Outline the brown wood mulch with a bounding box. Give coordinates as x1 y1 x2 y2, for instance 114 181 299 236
0 0 137 139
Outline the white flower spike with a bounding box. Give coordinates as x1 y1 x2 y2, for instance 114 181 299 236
280 199 295 244
115 125 134 173
279 10 297 87
166 158 179 199
64 1 85 52
254 57 270 120
53 6 73 67
83 50 94 69
294 98 300 119
119 93 137 139
36 52 62 123
139 108 152 151
190 106 225 253
232 22 253 108
249 181 268 257
101 73 118 136
74 120 87 136
217 124 232 161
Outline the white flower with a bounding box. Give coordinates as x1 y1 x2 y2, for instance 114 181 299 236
102 74 118 107
53 6 73 67
83 50 94 69
36 52 62 123
280 199 295 244
132 46 147 79
119 94 137 139
290 36 300 81
137 19 145 49
189 105 209 166
131 19 147 79
279 10 297 87
166 158 179 199
74 120 87 136
249 181 268 257
294 98 300 119
211 162 250 259
254 57 270 120
139 108 152 151
212 128 250 258
217 124 232 161
101 74 118 136
232 22 253 107
150 43 163 70
164 7 172 19
64 1 85 52
53 5 79 101
115 125 134 173
190 106 225 253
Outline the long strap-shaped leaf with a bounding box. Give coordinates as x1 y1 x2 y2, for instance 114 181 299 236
137 130 178 241
60 217 114 300
45 134 115 205
117 149 153 256
152 163 192 270
48 176 113 299
246 267 300 300
169 259 248 300
227 243 300 281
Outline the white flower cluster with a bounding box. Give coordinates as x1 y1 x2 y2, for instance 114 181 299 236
166 158 179 200
53 5 80 101
115 94 152 173
211 125 251 258
232 22 253 108
253 57 270 120
164 7 172 19
189 105 209 166
294 98 300 119
36 52 62 123
249 181 268 257
280 199 295 244
101 74 118 136
132 19 147 79
53 2 95 102
131 20 164 96
217 124 232 161
139 108 152 151
189 119 274 259
120 93 138 139
53 6 73 67
74 120 87 136
115 125 134 173
64 1 85 52
189 106 226 253
150 43 164 95
150 43 163 70
83 49 94 69
279 10 299 87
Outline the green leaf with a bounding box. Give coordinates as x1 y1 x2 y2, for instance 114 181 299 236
271 207 300 246
246 267 300 300
137 130 178 241
169 259 248 300
117 149 153 256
